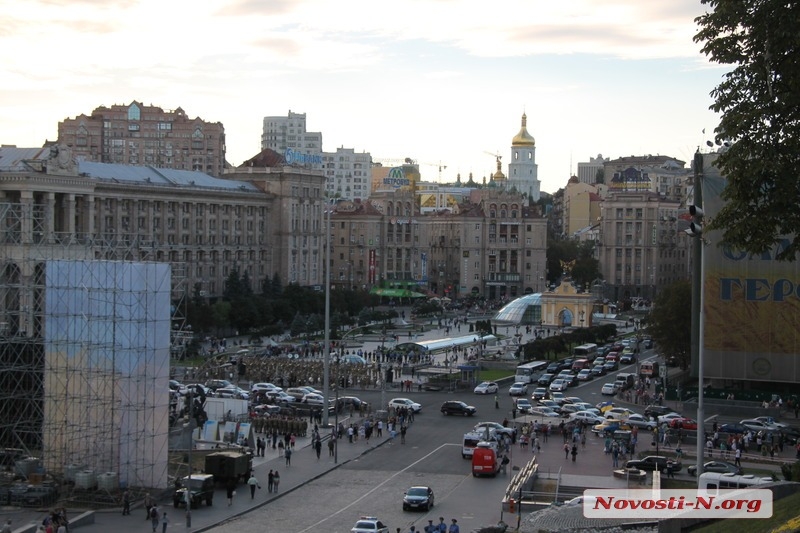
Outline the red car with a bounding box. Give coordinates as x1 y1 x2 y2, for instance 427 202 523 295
669 417 698 430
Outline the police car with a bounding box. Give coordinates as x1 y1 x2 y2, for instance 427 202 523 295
351 516 389 533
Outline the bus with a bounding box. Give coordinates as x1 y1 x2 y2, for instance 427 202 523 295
514 361 548 384
573 343 598 361
698 472 776 495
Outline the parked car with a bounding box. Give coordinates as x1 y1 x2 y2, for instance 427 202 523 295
718 422 748 435
251 382 282 393
669 417 698 430
509 382 529 396
474 381 499 395
8 484 59 507
741 419 776 432
402 485 435 511
592 419 631 435
441 400 477 416
626 456 682 472
389 398 422 413
215 386 250 400
687 460 743 477
604 407 634 420
625 413 657 430
531 387 549 401
570 411 605 425
657 412 684 425
204 379 234 392
473 421 515 438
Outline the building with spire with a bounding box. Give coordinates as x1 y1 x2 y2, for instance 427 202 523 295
507 113 540 201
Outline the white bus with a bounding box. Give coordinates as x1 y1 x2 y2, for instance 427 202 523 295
573 343 598 361
514 361 548 384
698 472 775 495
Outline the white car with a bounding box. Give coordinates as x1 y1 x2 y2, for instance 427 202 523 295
600 383 618 396
753 416 787 429
351 516 389 533
474 381 499 395
570 411 605 425
215 386 250 400
252 382 282 393
474 421 515 437
300 393 325 406
626 413 657 430
549 379 568 392
269 391 297 403
604 407 634 420
508 382 529 396
741 419 776 432
388 398 422 413
658 412 684 425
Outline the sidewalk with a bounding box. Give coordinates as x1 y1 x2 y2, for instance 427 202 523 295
40 425 392 533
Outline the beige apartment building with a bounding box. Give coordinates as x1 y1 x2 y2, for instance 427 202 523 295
57 101 227 177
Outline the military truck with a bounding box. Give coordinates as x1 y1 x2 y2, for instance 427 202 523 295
204 450 252 484
173 474 215 508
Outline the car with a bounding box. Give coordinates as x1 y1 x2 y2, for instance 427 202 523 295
531 387 549 401
335 396 368 411
754 416 789 429
601 383 618 395
559 404 583 416
389 398 422 413
269 391 297 404
8 484 59 507
644 405 675 419
557 372 579 387
594 357 606 367
173 474 215 508
300 392 326 405
571 402 596 413
545 362 561 374
603 360 619 372
687 460 744 477
215 386 250 400
592 419 631 435
509 382 529 396
604 407 634 420
441 400 477 416
570 411 605 425
549 391 566 404
514 398 534 413
529 407 561 419
718 422 748 434
537 373 556 386
596 401 616 413
625 413 657 430
473 421 515 437
251 382 282 393
549 379 568 392
576 369 594 381
351 516 389 533
538 399 560 411
657 412 684 425
402 485 434 511
741 419 776 432
286 387 315 400
474 381 499 395
590 365 607 377
625 455 682 472
665 355 680 367
563 396 584 405
183 383 214 398
204 379 234 392
559 358 575 370
644 338 654 349
619 353 636 364
169 379 185 393
564 494 598 507
669 417 698 430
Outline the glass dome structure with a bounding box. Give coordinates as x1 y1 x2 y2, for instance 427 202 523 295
491 293 542 326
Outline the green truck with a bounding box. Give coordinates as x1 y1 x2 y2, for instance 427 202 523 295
203 450 252 484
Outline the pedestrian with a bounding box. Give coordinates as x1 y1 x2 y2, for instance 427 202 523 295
160 512 169 533
401 425 407 444
144 492 153 521
424 519 435 533
571 443 578 462
247 473 260 499
273 470 280 492
329 437 335 457
2 520 12 533
437 517 447 532
150 505 160 533
121 489 131 515
563 442 570 459
495 395 499 409
448 518 460 533
226 478 236 506
285 446 292 466
315 438 322 459
267 469 274 493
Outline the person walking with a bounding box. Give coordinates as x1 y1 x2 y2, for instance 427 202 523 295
563 442 570 459
494 395 499 409
273 470 280 492
226 478 236 506
571 443 578 462
149 505 160 533
247 473 260 499
144 493 153 521
285 446 292 466
121 489 131 515
267 469 274 493
315 438 322 459
160 512 169 533
401 425 407 444
328 437 335 457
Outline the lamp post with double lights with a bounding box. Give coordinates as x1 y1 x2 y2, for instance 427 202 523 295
322 198 333 428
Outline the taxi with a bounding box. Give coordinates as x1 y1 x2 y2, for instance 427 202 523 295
351 516 389 533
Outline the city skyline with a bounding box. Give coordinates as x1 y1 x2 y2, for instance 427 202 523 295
2 0 725 194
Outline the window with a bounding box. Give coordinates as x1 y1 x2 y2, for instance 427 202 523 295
128 103 140 121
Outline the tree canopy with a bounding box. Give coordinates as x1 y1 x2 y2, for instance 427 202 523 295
694 0 800 260
646 280 691 369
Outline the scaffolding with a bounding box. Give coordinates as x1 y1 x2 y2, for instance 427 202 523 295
0 197 178 494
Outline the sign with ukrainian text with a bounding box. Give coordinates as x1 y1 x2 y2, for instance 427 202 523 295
383 167 410 188
284 148 322 166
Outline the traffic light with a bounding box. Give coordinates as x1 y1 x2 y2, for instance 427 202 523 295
685 205 703 237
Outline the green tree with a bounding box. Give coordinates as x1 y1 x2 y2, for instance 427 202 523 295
694 0 800 260
647 280 691 369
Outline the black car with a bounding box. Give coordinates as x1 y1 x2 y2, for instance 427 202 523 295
545 363 560 374
718 422 748 435
403 485 435 511
644 405 675 419
687 460 743 477
441 401 476 416
174 474 215 508
619 353 636 364
590 365 606 377
559 358 575 371
537 373 556 386
558 373 579 387
626 455 682 472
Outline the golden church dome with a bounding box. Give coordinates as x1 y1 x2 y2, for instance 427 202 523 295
511 113 536 147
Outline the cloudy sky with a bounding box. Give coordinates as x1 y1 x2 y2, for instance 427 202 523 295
1 0 726 194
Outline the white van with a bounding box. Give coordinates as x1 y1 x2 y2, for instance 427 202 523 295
462 431 498 459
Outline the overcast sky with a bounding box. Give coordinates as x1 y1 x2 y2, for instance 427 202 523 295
1 0 727 194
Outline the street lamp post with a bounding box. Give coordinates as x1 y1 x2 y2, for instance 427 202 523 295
185 390 193 528
322 198 333 428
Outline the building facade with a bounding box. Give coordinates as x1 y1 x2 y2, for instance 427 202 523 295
322 147 373 201
506 113 541 201
576 154 609 185
261 110 323 169
57 101 227 177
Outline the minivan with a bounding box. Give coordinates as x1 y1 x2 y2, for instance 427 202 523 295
471 442 499 477
615 373 635 391
571 359 590 372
